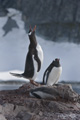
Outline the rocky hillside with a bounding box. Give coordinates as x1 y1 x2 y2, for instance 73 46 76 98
1 0 80 43
0 83 80 120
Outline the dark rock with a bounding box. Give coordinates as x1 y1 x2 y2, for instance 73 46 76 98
20 0 80 43
58 0 78 22
1 0 17 9
2 17 19 36
1 0 80 43
30 84 79 102
0 8 8 17
15 111 32 120
0 3 8 17
0 83 80 120
76 1 80 22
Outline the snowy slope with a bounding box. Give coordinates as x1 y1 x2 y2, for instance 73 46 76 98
0 8 80 83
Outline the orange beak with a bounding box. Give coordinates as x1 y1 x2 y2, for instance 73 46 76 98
33 25 36 32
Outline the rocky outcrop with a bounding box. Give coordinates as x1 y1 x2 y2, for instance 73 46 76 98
2 17 19 36
0 83 80 120
1 0 80 43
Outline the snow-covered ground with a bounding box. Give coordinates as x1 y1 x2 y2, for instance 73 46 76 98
0 8 80 83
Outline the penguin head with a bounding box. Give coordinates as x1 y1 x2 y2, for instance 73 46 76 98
54 58 60 67
55 58 60 62
28 26 32 36
28 25 36 36
28 25 37 46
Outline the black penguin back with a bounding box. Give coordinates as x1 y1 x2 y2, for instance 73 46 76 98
23 51 34 78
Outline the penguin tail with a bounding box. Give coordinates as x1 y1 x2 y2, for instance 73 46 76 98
10 72 23 77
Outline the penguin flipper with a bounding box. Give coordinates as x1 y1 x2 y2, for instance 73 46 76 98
10 72 23 77
43 69 48 84
43 62 54 84
34 52 41 72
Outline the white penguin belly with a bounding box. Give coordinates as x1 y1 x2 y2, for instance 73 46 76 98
47 66 62 86
36 44 43 65
32 44 43 80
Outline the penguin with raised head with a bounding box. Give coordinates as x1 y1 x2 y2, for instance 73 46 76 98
10 25 43 86
43 58 62 86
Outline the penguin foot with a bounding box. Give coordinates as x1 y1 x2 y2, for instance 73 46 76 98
30 80 40 86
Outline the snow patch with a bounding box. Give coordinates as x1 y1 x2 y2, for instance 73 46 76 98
0 8 80 82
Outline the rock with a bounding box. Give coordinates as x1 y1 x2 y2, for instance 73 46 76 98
19 0 80 43
39 111 43 116
0 83 80 120
1 0 17 8
2 17 19 36
76 1 80 22
0 114 7 120
1 0 80 43
30 84 79 102
58 0 77 22
15 111 32 120
0 7 8 17
0 2 8 17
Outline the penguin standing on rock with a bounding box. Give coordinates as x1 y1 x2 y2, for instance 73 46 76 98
10 25 43 86
43 58 62 86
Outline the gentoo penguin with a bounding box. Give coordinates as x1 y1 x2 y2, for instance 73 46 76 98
30 87 59 99
10 25 43 86
43 58 62 86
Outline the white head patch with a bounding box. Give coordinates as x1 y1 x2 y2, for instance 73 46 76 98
28 31 32 35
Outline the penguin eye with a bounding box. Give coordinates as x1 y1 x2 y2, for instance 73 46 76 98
55 58 59 61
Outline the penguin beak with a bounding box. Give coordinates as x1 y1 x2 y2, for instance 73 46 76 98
28 25 36 35
33 25 36 32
